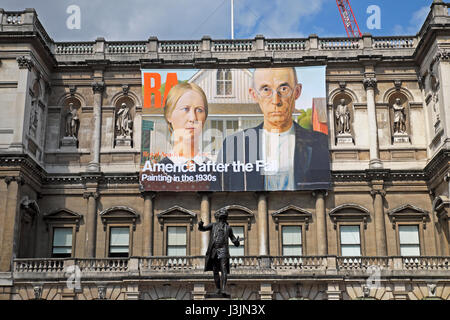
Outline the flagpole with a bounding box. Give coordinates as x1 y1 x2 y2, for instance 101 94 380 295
231 0 234 39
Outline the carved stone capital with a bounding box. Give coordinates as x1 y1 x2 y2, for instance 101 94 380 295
370 189 386 198
363 77 377 90
16 56 34 71
4 175 25 185
83 191 99 200
91 81 105 93
312 190 328 198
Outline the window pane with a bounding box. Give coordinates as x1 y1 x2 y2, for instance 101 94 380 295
340 226 360 245
217 82 224 95
53 228 73 247
168 227 187 245
110 227 130 246
400 244 420 256
225 81 232 95
283 245 302 256
341 244 361 256
399 225 419 245
282 226 302 245
167 246 186 256
53 247 72 254
109 246 130 253
229 226 244 257
225 69 232 80
217 69 224 80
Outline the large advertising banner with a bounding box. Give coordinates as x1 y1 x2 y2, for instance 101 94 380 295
140 67 331 192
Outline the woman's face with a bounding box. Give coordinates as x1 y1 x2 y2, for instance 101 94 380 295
168 90 207 138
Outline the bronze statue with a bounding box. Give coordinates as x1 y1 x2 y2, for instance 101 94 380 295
198 208 241 296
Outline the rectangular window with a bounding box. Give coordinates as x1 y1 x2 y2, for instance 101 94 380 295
340 225 361 256
229 226 244 257
167 226 187 256
282 226 302 256
52 227 73 258
399 225 420 256
109 227 130 257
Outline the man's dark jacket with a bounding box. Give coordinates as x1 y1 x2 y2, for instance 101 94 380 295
212 121 331 191
198 221 239 273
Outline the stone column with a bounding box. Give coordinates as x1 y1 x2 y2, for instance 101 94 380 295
363 76 382 169
314 191 328 255
0 176 22 271
83 192 99 257
199 193 211 255
371 188 387 256
10 56 33 152
87 82 104 172
257 193 269 256
0 178 8 256
142 192 155 256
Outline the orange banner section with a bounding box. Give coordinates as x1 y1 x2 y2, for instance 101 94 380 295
143 72 178 108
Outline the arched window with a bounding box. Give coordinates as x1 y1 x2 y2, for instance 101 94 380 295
216 69 232 96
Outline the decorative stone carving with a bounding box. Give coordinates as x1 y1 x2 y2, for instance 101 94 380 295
122 84 130 95
91 81 105 93
33 285 43 300
16 56 34 70
363 77 377 90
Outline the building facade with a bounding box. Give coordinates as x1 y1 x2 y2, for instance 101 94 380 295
0 2 450 300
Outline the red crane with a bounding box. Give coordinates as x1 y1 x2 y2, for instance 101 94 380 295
336 0 362 38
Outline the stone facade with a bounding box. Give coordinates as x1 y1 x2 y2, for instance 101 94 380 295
0 2 450 300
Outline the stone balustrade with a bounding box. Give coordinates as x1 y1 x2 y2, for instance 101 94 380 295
159 41 200 53
266 39 306 51
5 13 23 25
212 40 253 52
320 38 360 50
55 42 94 55
373 37 415 49
106 42 147 54
12 256 450 279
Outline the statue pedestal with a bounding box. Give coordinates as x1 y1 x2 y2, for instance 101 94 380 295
205 292 231 300
115 135 132 148
393 132 410 144
61 136 78 149
336 133 354 145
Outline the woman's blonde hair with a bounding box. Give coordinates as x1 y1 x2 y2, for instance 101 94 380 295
164 82 208 133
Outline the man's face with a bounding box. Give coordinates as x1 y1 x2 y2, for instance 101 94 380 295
249 68 301 131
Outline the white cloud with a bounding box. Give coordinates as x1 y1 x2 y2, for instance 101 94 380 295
410 6 429 28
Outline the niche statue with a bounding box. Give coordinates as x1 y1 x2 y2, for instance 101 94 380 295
335 98 351 134
65 103 79 138
116 103 132 137
198 208 242 297
392 98 406 134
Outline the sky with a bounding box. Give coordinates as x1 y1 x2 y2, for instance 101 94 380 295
0 0 438 41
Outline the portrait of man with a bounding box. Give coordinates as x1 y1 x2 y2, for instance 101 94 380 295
215 67 331 191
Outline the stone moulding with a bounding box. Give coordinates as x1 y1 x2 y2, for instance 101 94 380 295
43 208 83 231
329 203 370 230
387 204 430 229
99 206 139 231
272 205 313 230
156 205 196 231
214 205 254 230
